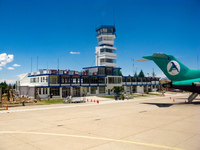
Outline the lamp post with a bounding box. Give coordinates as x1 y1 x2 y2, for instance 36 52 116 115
131 59 134 76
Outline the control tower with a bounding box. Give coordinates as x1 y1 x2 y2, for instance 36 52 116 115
95 25 117 67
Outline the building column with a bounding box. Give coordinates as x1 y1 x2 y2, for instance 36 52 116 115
124 86 127 94
47 88 50 96
96 87 99 95
60 87 62 98
89 87 91 95
70 87 73 96
80 87 83 97
145 85 149 92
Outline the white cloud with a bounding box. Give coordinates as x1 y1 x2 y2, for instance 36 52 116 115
0 79 16 84
17 73 26 79
70 51 80 55
7 67 15 70
156 72 167 79
0 53 14 70
13 64 21 67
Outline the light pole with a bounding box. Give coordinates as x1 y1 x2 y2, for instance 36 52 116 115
131 59 134 76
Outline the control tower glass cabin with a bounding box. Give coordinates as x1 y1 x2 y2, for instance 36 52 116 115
95 25 117 67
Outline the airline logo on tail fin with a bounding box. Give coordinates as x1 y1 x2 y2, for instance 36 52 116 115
167 61 180 75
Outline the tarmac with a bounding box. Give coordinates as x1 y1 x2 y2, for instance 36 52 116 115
0 92 200 150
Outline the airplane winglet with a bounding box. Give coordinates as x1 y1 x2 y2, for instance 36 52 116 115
136 58 149 62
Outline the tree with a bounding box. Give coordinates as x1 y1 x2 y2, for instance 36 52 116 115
134 72 137 77
113 86 124 95
138 70 145 77
0 81 8 94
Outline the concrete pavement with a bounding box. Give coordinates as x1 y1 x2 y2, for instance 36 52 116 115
0 93 199 150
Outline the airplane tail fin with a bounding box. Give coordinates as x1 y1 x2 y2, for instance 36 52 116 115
143 53 189 81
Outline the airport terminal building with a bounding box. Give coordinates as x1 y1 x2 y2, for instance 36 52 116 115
17 25 160 98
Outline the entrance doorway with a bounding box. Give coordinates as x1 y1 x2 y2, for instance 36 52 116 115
73 87 80 97
62 87 70 98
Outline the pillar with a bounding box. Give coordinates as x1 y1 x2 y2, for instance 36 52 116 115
47 88 50 95
89 87 91 95
96 87 99 95
70 87 73 96
80 87 83 97
60 87 62 98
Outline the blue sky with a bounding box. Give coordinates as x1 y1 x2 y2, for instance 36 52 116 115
0 0 199 84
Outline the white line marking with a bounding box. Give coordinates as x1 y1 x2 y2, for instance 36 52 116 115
0 131 183 150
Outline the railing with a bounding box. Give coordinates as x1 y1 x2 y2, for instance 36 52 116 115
96 32 116 37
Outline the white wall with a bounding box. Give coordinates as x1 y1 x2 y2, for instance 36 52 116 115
136 86 144 93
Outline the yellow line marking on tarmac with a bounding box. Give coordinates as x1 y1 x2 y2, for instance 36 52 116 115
0 131 183 150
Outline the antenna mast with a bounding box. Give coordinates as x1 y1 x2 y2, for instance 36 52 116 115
131 59 134 76
37 56 38 71
57 58 59 70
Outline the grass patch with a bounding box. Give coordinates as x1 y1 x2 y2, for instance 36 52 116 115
133 94 147 97
98 95 115 99
38 99 64 105
147 93 159 96
0 108 6 111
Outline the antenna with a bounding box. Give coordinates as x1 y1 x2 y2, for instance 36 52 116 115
37 56 38 71
57 58 59 70
131 59 134 76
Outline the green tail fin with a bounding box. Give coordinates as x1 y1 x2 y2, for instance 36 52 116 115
143 53 189 81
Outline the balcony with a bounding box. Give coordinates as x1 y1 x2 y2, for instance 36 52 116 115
99 52 117 59
100 62 117 67
96 32 116 38
98 40 114 46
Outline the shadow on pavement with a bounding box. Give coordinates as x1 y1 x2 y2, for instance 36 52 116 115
141 101 200 108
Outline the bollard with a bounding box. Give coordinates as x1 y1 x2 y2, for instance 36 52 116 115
97 100 99 104
6 106 8 110
91 100 92 102
173 99 175 102
94 100 95 102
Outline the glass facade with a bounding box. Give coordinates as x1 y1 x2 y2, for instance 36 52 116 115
106 68 112 75
61 76 70 84
50 88 60 96
82 77 89 84
99 87 105 94
50 76 59 84
98 68 105 75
